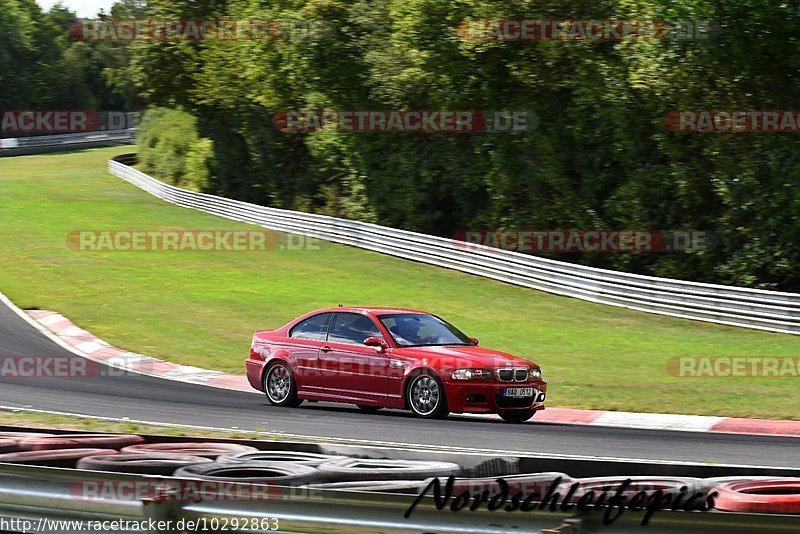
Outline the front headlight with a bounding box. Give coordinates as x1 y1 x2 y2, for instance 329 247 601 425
530 367 542 380
451 368 492 380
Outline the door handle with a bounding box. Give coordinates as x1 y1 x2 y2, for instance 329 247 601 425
320 345 332 353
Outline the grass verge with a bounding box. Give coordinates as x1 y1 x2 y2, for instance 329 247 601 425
0 409 276 440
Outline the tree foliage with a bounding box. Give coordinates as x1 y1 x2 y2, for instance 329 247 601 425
0 0 140 113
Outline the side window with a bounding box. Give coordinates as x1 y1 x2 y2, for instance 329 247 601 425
328 313 381 345
290 313 332 341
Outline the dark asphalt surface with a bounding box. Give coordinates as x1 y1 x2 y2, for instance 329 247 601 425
1 299 798 468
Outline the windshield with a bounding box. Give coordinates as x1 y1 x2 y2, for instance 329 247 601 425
378 314 472 347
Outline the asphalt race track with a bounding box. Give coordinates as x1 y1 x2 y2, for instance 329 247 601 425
1 299 798 468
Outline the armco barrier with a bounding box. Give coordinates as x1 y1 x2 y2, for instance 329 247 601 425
108 155 800 335
0 130 135 156
4 463 797 534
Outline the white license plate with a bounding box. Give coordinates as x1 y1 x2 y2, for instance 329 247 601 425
504 387 534 398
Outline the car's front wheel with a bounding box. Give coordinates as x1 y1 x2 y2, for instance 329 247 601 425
498 409 535 423
406 373 449 419
264 361 302 407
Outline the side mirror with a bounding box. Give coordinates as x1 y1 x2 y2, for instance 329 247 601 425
364 336 388 352
469 337 479 346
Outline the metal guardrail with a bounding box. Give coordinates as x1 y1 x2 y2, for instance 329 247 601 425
2 463 797 534
0 462 570 534
0 130 135 156
108 155 800 335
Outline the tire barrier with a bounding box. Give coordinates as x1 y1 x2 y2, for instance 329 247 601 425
559 476 704 503
317 458 461 482
1 427 798 521
120 442 259 459
0 449 118 468
303 480 430 494
217 451 342 467
713 479 800 514
172 462 321 486
17 434 145 451
76 453 214 476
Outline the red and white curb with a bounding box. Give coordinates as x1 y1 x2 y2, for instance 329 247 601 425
17 307 800 439
24 309 250 392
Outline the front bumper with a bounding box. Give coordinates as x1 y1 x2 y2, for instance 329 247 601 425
444 379 547 413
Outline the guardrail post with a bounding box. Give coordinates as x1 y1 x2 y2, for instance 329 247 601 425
141 485 182 533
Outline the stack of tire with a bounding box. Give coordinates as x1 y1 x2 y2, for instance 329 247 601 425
0 434 464 491
0 432 140 468
173 455 463 489
0 432 260 472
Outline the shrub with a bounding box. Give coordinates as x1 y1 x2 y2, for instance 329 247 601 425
137 108 214 189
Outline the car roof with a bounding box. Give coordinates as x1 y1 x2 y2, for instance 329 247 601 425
313 306 428 316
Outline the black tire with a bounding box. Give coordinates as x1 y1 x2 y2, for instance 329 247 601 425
217 451 341 467
356 405 382 413
433 472 572 496
317 457 461 482
120 442 258 459
498 409 536 423
263 361 302 407
173 461 321 486
0 439 17 453
0 432 54 441
17 433 145 451
406 372 449 419
302 480 430 494
76 453 213 475
0 448 118 468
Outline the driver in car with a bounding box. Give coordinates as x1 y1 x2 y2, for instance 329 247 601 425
390 318 439 346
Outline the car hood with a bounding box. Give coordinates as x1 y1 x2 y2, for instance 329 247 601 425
393 344 537 369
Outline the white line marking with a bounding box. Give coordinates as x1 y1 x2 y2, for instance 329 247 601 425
591 412 725 432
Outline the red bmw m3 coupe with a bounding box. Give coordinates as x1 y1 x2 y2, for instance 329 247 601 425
246 307 546 422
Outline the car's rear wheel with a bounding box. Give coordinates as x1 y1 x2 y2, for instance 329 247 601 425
498 409 535 423
406 373 449 419
264 362 302 407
